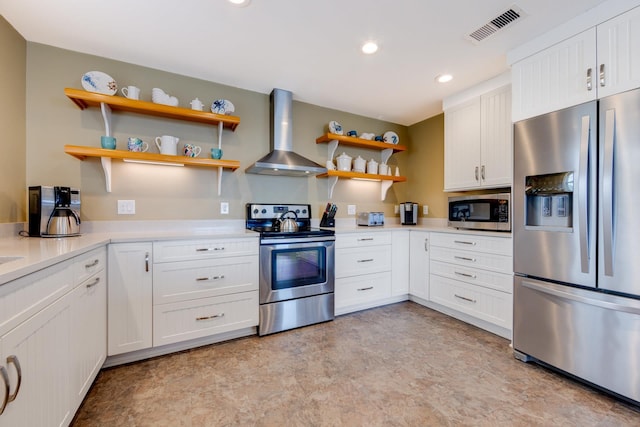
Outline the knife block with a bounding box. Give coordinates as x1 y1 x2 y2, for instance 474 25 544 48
320 213 335 227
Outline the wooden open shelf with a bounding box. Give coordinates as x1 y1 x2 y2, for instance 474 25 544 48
316 133 407 153
64 145 240 169
64 88 240 130
317 170 406 182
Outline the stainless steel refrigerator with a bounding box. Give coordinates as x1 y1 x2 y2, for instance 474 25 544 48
513 88 640 405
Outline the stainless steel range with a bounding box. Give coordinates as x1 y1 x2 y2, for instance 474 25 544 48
246 203 335 336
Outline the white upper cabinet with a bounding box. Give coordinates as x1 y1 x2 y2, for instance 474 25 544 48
512 6 640 122
444 82 512 192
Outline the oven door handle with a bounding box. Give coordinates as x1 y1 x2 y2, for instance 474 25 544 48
261 236 335 245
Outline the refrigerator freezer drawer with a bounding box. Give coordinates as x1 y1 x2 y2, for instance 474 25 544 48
513 276 640 404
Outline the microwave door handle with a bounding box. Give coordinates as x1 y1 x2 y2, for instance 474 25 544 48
578 115 591 274
603 109 615 276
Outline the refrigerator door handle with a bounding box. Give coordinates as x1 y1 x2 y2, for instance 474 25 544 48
603 109 615 276
578 115 590 273
520 280 640 315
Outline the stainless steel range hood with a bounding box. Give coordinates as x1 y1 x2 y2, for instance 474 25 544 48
245 88 327 176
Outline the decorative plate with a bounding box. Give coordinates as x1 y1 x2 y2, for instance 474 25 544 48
211 99 235 115
81 71 117 95
383 131 399 145
329 121 343 135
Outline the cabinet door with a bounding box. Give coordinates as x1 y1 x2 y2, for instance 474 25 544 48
70 269 107 412
597 6 640 99
511 28 597 122
108 243 153 356
391 231 409 296
0 292 73 427
409 231 430 301
480 85 512 188
444 97 481 191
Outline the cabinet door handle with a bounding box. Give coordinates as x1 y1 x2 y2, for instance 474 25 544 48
599 63 606 87
454 255 476 262
196 313 225 321
454 294 477 303
455 271 477 279
481 165 485 180
453 240 476 246
424 238 429 252
357 259 374 263
84 259 99 269
474 166 479 181
195 275 225 282
6 355 21 403
0 366 9 415
586 67 593 91
86 277 100 288
357 238 374 242
357 286 374 291
145 252 149 272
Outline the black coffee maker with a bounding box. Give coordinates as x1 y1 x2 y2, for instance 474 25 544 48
29 186 81 237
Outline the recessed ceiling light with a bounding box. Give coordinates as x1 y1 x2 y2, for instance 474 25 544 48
361 41 378 55
228 0 251 6
436 74 453 83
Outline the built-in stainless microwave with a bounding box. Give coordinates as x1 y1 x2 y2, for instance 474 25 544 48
448 193 510 231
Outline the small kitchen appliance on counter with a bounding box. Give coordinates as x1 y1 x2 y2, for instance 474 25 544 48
28 186 81 237
357 212 384 226
400 202 418 225
246 203 335 336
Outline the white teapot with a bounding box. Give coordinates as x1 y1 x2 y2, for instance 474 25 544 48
336 152 352 171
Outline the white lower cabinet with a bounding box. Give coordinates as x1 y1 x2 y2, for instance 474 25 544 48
428 232 513 338
0 246 107 427
107 243 153 356
391 231 410 296
409 231 430 302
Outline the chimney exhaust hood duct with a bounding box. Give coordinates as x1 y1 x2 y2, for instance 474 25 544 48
245 88 327 176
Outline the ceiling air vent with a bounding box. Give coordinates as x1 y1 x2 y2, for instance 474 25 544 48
466 5 526 44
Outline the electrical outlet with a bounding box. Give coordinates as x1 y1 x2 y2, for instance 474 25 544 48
347 205 356 215
394 205 399 214
423 205 429 215
117 200 135 215
220 202 229 215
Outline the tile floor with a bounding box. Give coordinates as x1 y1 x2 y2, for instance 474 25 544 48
71 302 639 426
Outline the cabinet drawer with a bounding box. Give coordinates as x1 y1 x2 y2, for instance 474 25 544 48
430 260 512 294
153 291 258 346
153 255 258 304
336 232 392 249
73 246 107 286
0 260 73 336
153 237 258 263
335 272 392 310
430 274 512 330
336 246 391 278
430 246 512 274
430 232 512 256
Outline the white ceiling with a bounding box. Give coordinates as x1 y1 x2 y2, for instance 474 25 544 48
1 0 609 125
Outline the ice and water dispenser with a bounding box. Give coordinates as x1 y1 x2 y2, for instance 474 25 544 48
525 172 573 229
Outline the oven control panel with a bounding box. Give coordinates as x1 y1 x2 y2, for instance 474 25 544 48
247 203 311 219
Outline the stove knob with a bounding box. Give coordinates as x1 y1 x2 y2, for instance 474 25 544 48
295 209 300 214
261 209 267 214
253 208 259 215
302 208 307 214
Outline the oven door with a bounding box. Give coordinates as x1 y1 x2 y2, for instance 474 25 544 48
259 239 335 304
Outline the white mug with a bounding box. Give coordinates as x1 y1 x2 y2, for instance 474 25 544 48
155 135 180 155
121 86 140 100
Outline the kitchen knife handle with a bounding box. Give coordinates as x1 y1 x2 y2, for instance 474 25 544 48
578 115 591 274
599 63 606 87
603 109 615 276
586 68 592 91
6 355 21 403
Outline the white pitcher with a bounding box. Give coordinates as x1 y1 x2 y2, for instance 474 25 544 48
155 135 180 155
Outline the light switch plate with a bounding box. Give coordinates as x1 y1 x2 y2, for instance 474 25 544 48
220 202 229 215
423 205 429 215
117 200 135 215
347 205 356 215
394 205 399 214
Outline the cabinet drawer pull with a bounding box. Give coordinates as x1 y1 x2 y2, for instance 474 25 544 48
424 238 429 252
196 247 225 252
453 240 476 246
196 313 225 321
0 366 8 415
86 277 100 288
599 63 606 87
357 238 374 241
454 294 476 303
586 67 593 91
145 252 149 272
357 286 374 291
455 271 476 279
454 256 476 262
84 259 100 268
195 275 225 282
6 355 21 403
357 259 374 263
